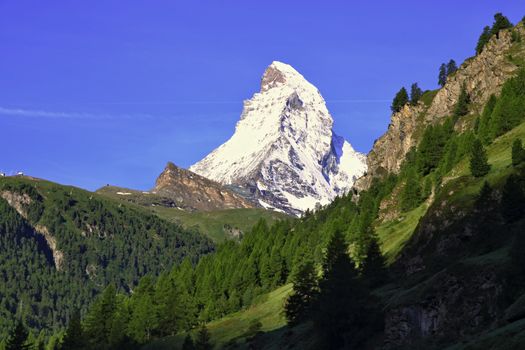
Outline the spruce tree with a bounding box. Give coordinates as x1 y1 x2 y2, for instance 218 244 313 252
476 26 492 54
512 139 525 167
475 181 493 211
453 85 470 119
60 309 84 350
182 334 195 350
400 168 422 211
361 232 387 287
5 321 30 350
502 174 525 222
491 13 513 38
469 139 491 177
410 83 423 105
313 230 367 348
438 63 447 87
391 87 409 113
284 260 319 325
446 59 458 76
194 325 212 350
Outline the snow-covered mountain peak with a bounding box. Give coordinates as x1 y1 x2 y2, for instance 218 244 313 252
190 61 367 215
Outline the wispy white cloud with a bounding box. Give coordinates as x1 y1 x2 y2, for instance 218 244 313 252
0 106 154 120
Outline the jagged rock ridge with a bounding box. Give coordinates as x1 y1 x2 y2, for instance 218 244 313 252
355 23 525 191
190 61 367 215
153 162 253 211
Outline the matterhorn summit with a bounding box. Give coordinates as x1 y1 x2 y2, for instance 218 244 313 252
190 61 366 216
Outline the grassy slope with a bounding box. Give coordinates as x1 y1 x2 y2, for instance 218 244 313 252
97 186 290 242
375 121 525 265
152 207 289 243
145 284 292 349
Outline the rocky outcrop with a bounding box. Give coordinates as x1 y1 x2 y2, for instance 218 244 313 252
0 190 64 270
153 162 254 211
355 23 525 191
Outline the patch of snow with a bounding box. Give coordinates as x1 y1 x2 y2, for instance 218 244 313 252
116 192 132 196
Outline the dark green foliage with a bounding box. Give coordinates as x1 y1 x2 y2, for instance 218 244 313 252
476 26 492 54
5 321 30 350
470 138 491 177
438 63 447 87
60 310 84 350
491 13 513 38
400 168 422 212
475 181 493 212
417 120 452 175
312 231 378 349
502 174 525 222
391 87 409 113
182 334 195 350
453 85 470 120
194 325 212 350
447 59 458 76
477 94 498 143
0 177 213 339
512 139 525 167
284 261 319 325
410 83 423 105
360 232 387 287
488 69 525 139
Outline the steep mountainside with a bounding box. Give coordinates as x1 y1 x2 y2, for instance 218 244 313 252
190 61 366 216
355 23 525 190
0 176 213 337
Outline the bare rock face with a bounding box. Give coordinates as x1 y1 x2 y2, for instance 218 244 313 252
355 24 525 191
153 162 253 211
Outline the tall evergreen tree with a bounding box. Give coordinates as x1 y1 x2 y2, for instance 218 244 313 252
360 231 387 287
446 59 458 76
410 83 423 105
469 139 491 177
400 168 422 211
502 174 525 222
284 260 319 325
391 87 409 113
512 139 525 167
476 26 492 54
313 230 369 349
182 334 195 350
83 284 117 349
453 85 470 119
5 321 30 350
491 13 513 38
438 63 447 87
194 325 212 350
60 309 84 350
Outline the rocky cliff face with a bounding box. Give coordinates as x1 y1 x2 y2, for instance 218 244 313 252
153 162 253 211
355 23 525 191
190 61 366 216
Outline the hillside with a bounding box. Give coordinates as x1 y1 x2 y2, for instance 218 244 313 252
0 176 213 340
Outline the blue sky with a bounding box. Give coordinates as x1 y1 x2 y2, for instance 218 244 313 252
1 1 525 191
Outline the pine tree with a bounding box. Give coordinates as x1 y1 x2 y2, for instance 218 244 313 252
410 83 423 105
182 334 195 350
502 174 525 222
194 325 212 350
475 181 493 211
476 26 492 54
284 260 319 325
400 168 422 211
391 87 409 113
360 231 387 287
447 59 458 76
438 63 447 87
5 321 30 350
60 309 84 350
512 139 525 167
469 139 490 177
491 13 513 38
83 284 117 348
453 85 470 119
313 230 368 348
